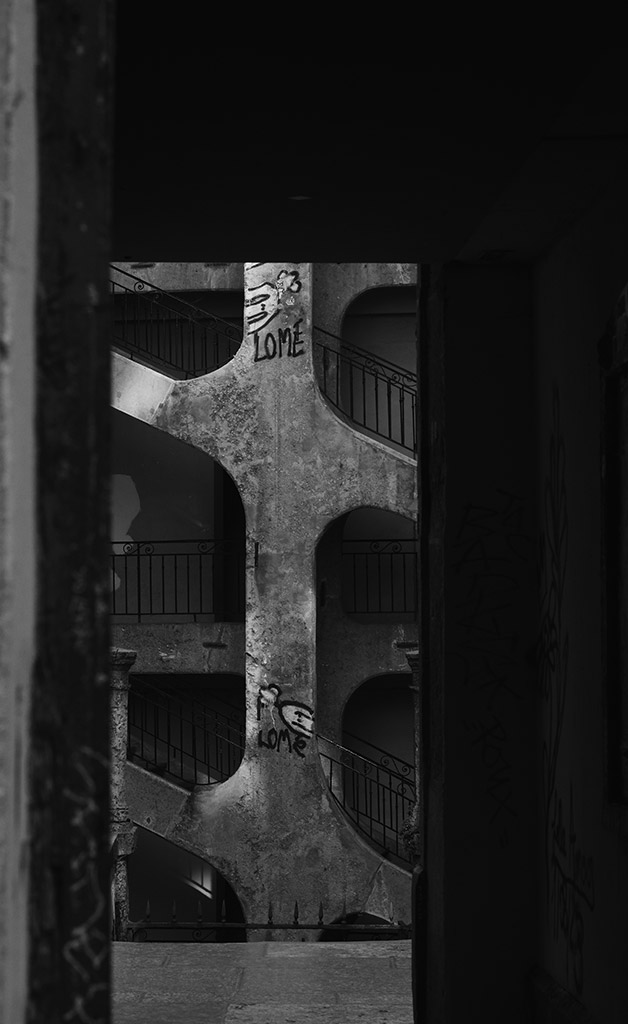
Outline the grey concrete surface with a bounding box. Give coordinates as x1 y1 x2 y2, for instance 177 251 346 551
113 939 413 1024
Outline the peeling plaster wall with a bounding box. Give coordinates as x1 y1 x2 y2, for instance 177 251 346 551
112 261 417 933
533 180 628 1024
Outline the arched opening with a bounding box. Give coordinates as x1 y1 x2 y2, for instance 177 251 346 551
110 267 244 378
128 673 245 787
319 673 415 868
313 286 417 454
126 828 246 942
111 410 245 623
341 507 417 620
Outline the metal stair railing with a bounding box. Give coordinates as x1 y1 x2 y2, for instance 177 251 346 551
110 265 242 378
127 678 245 788
317 734 415 867
313 325 417 455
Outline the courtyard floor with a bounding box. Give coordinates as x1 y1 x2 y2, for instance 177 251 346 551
113 939 414 1024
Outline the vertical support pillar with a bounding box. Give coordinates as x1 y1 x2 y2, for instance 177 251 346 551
110 648 137 940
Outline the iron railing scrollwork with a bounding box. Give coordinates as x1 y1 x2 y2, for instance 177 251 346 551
342 730 414 783
317 734 415 867
127 677 245 787
341 537 418 615
110 538 244 622
110 266 242 378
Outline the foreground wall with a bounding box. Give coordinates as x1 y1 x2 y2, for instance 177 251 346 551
533 180 628 1024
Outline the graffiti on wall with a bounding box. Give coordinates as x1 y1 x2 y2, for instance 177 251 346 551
454 489 532 846
537 386 595 995
257 684 314 758
61 746 109 1022
245 266 306 363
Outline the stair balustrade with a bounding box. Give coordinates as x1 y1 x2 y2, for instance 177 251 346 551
127 678 245 787
317 734 416 867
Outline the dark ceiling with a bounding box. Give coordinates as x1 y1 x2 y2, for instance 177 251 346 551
112 35 628 262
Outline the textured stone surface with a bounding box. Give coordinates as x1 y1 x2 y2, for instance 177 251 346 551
112 940 413 1024
112 621 245 676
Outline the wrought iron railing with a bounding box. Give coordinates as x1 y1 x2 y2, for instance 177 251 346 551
317 735 415 867
110 266 242 378
341 538 418 614
127 678 245 787
126 897 410 942
314 326 417 454
343 731 415 784
110 539 244 622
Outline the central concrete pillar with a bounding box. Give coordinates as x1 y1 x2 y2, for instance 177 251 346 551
242 262 316 744
136 260 417 936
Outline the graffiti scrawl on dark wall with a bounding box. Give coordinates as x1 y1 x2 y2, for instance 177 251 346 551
537 386 595 995
245 266 306 365
257 684 314 758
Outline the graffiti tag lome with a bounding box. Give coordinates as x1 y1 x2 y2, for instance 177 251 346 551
257 684 314 758
245 267 305 363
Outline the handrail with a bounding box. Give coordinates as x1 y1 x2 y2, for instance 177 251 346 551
317 733 415 866
110 265 242 337
314 325 417 386
128 681 245 787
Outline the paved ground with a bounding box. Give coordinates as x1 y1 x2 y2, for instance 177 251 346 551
113 939 414 1024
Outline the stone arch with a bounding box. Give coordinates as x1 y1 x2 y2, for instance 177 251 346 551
340 284 417 378
341 672 414 775
314 505 417 741
127 827 247 941
313 282 418 456
110 410 246 624
110 264 244 380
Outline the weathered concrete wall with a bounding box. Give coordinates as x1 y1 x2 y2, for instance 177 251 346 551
0 0 37 1017
533 180 628 1024
313 263 417 334
112 622 245 676
112 262 417 931
111 261 244 292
